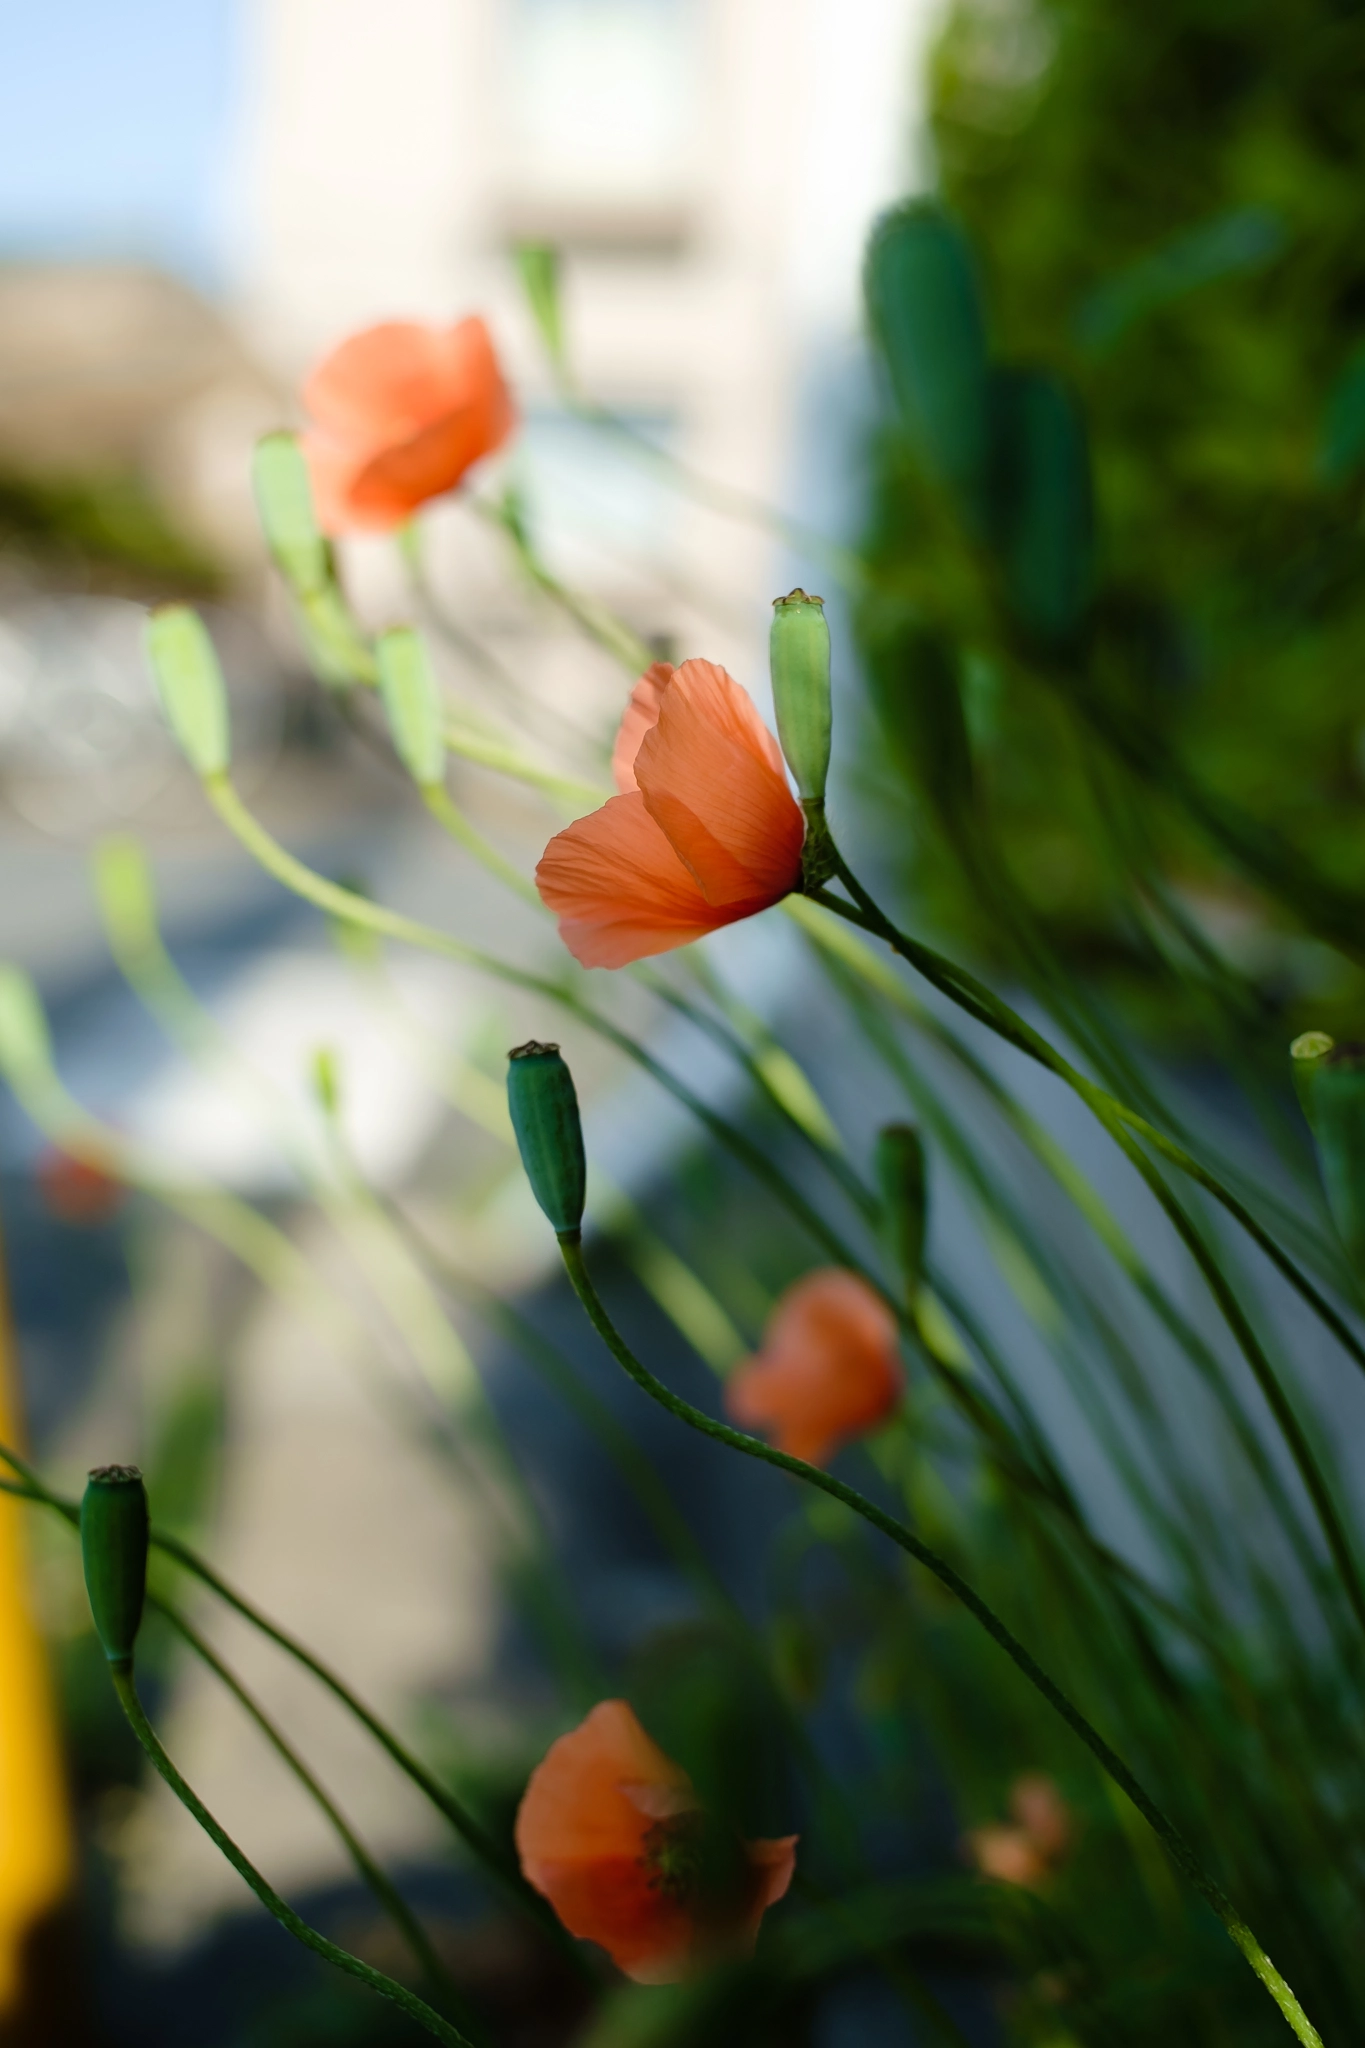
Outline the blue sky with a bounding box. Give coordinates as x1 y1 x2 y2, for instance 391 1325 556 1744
0 0 241 289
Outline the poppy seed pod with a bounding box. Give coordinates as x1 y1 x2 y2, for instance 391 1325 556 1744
770 591 832 806
507 1042 586 1240
1297 1039 1365 1267
80 1466 149 1670
875 1123 927 1310
1289 1030 1334 1130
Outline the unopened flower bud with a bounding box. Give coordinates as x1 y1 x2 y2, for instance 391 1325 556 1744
252 431 331 598
146 606 231 778
770 591 832 806
507 1042 586 1240
875 1123 926 1310
377 627 446 789
80 1465 149 1670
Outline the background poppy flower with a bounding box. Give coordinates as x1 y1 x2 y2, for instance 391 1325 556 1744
301 316 514 534
515 1698 796 1984
537 659 805 967
967 1773 1074 1889
35 1147 123 1226
724 1269 903 1465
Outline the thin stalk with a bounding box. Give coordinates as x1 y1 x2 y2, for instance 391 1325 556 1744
554 1231 1322 2048
150 1595 480 2035
420 784 542 907
107 1662 476 2048
811 864 1365 1640
0 1444 589 1968
809 861 1365 1385
199 771 871 1281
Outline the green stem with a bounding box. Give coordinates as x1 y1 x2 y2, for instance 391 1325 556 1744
200 771 871 1282
150 1596 480 2035
420 784 542 907
811 864 1365 1383
0 1443 582 1966
554 1233 1322 2048
107 1662 476 2048
812 865 1365 1640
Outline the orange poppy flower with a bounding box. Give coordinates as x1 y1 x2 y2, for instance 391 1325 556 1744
724 1270 903 1466
966 1772 1074 1890
515 1699 797 1984
35 1147 123 1226
536 659 806 968
301 316 514 534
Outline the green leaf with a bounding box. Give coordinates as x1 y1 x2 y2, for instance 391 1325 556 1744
145 606 231 778
515 242 566 373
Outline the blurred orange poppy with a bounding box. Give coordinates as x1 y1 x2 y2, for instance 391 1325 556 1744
301 316 514 534
537 659 805 967
515 1699 797 1984
35 1148 123 1226
967 1772 1074 1890
724 1269 903 1466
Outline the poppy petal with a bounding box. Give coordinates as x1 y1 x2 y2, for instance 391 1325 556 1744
634 660 803 906
725 1270 903 1465
612 662 674 792
304 317 503 446
536 791 772 968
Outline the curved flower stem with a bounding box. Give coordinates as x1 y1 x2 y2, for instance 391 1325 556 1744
0 1443 583 1966
810 865 1365 1642
810 862 1365 1383
419 784 542 907
200 772 869 1281
107 1663 477 2048
149 1596 482 2037
554 1232 1322 2048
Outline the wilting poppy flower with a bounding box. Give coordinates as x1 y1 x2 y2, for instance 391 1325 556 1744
515 1699 797 1984
35 1148 123 1226
724 1269 903 1466
301 316 514 534
967 1772 1074 1890
536 659 805 968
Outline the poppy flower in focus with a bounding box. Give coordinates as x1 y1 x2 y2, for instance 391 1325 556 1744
301 316 514 534
724 1269 903 1466
35 1148 123 1226
515 1699 797 1984
536 659 805 968
967 1772 1074 1890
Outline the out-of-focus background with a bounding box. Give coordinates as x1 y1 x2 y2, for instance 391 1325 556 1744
0 5 944 2043
7 2 1365 2044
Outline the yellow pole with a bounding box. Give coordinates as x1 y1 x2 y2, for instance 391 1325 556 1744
0 1212 73 2015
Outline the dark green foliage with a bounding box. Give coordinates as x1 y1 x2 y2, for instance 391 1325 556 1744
0 467 221 593
859 0 1365 1042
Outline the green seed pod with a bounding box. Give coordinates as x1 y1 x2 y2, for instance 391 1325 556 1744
80 1465 149 1670
507 1041 586 1240
865 201 992 532
875 1123 927 1311
376 627 446 789
770 590 832 805
145 606 231 778
1289 1030 1335 1131
1297 1039 1365 1265
252 431 331 598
